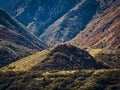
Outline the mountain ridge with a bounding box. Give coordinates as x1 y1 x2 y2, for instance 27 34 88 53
0 8 48 49
0 9 47 67
1 0 117 46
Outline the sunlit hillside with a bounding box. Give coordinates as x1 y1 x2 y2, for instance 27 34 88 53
1 47 53 71
88 49 120 68
1 45 108 71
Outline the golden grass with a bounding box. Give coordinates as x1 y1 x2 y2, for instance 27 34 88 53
87 48 120 68
87 48 117 57
87 49 102 57
1 46 55 71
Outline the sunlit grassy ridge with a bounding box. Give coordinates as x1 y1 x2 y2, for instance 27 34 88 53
88 48 120 68
0 40 35 67
0 69 119 90
1 46 55 71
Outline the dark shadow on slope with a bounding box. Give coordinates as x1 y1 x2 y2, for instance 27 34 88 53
31 44 108 71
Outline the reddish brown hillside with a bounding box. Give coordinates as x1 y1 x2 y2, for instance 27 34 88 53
0 9 47 50
71 1 120 49
0 25 40 50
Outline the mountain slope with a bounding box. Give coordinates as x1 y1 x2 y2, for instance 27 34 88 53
40 0 119 46
40 0 99 45
71 0 120 49
0 9 47 67
0 40 34 67
1 45 107 71
0 0 80 36
0 9 47 50
0 0 118 46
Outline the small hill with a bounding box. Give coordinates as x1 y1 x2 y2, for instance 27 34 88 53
31 44 107 70
0 69 119 90
0 9 47 67
1 45 107 71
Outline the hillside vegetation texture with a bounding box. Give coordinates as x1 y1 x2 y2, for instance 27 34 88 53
0 69 120 90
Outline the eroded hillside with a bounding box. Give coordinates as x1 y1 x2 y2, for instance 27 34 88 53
0 9 47 67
